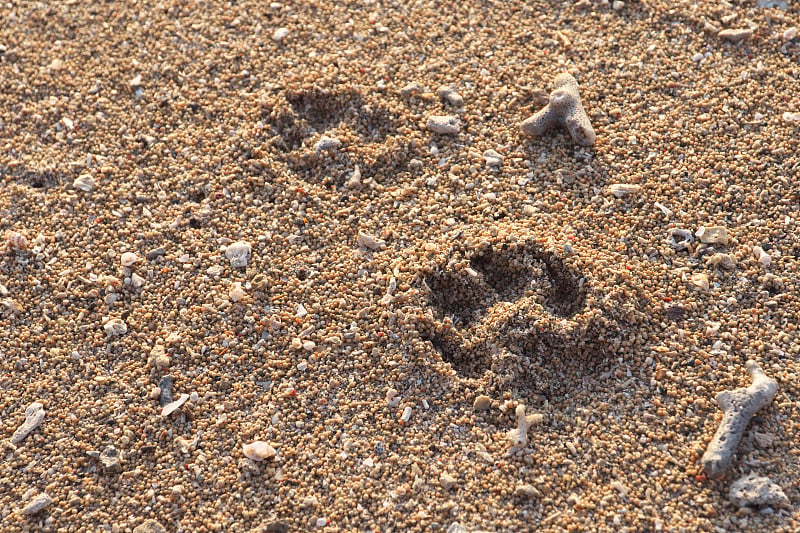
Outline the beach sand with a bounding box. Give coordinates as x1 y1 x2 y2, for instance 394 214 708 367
1 0 799 531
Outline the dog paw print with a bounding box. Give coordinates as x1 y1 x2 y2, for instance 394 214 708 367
262 87 420 186
418 240 616 400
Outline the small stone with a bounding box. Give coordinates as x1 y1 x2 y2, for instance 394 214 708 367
719 28 754 42
265 521 289 533
400 81 424 97
315 518 327 528
757 0 787 8
21 493 53 515
150 345 170 369
515 484 541 498
752 431 775 449
302 340 316 351
313 135 341 155
426 115 461 134
612 0 624 10
145 247 166 260
473 395 492 412
128 74 143 88
133 519 167 533
483 149 503 168
696 225 729 245
446 523 467 533
149 386 161 400
11 402 46 444
131 272 146 289
783 27 798 41
120 251 139 267
729 473 788 508
100 446 122 473
243 441 277 461
272 27 289 42
158 375 174 406
103 317 128 337
436 85 464 107
440 472 457 490
161 393 190 417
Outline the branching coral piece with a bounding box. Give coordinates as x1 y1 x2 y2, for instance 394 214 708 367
507 404 544 449
520 73 596 146
702 361 778 479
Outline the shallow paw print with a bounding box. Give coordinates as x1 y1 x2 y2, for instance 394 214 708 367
262 87 419 186
418 239 615 400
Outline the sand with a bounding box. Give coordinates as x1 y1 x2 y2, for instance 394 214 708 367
1 0 799 531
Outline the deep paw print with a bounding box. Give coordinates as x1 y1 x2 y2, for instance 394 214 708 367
263 87 419 186
418 239 615 400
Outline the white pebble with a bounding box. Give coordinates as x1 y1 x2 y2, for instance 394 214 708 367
120 251 139 267
692 52 704 62
297 361 308 371
272 27 289 42
399 405 412 424
131 272 146 289
315 518 328 528
613 0 624 10
783 27 797 41
243 441 277 461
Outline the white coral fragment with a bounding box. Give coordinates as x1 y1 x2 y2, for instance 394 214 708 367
702 361 778 479
506 404 544 449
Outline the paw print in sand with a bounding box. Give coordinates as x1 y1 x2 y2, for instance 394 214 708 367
262 87 420 186
418 239 619 400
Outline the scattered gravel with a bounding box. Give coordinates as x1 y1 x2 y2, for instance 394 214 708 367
1 0 799 531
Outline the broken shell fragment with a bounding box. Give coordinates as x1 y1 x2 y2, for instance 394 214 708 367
706 253 736 271
103 317 128 336
73 174 96 192
689 272 710 292
243 441 277 461
161 393 190 417
668 228 694 251
606 183 642 198
6 231 29 252
357 232 386 251
696 226 729 245
225 241 252 268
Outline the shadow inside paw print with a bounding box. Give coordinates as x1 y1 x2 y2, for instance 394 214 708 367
263 87 417 186
2 166 63 189
419 240 613 399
